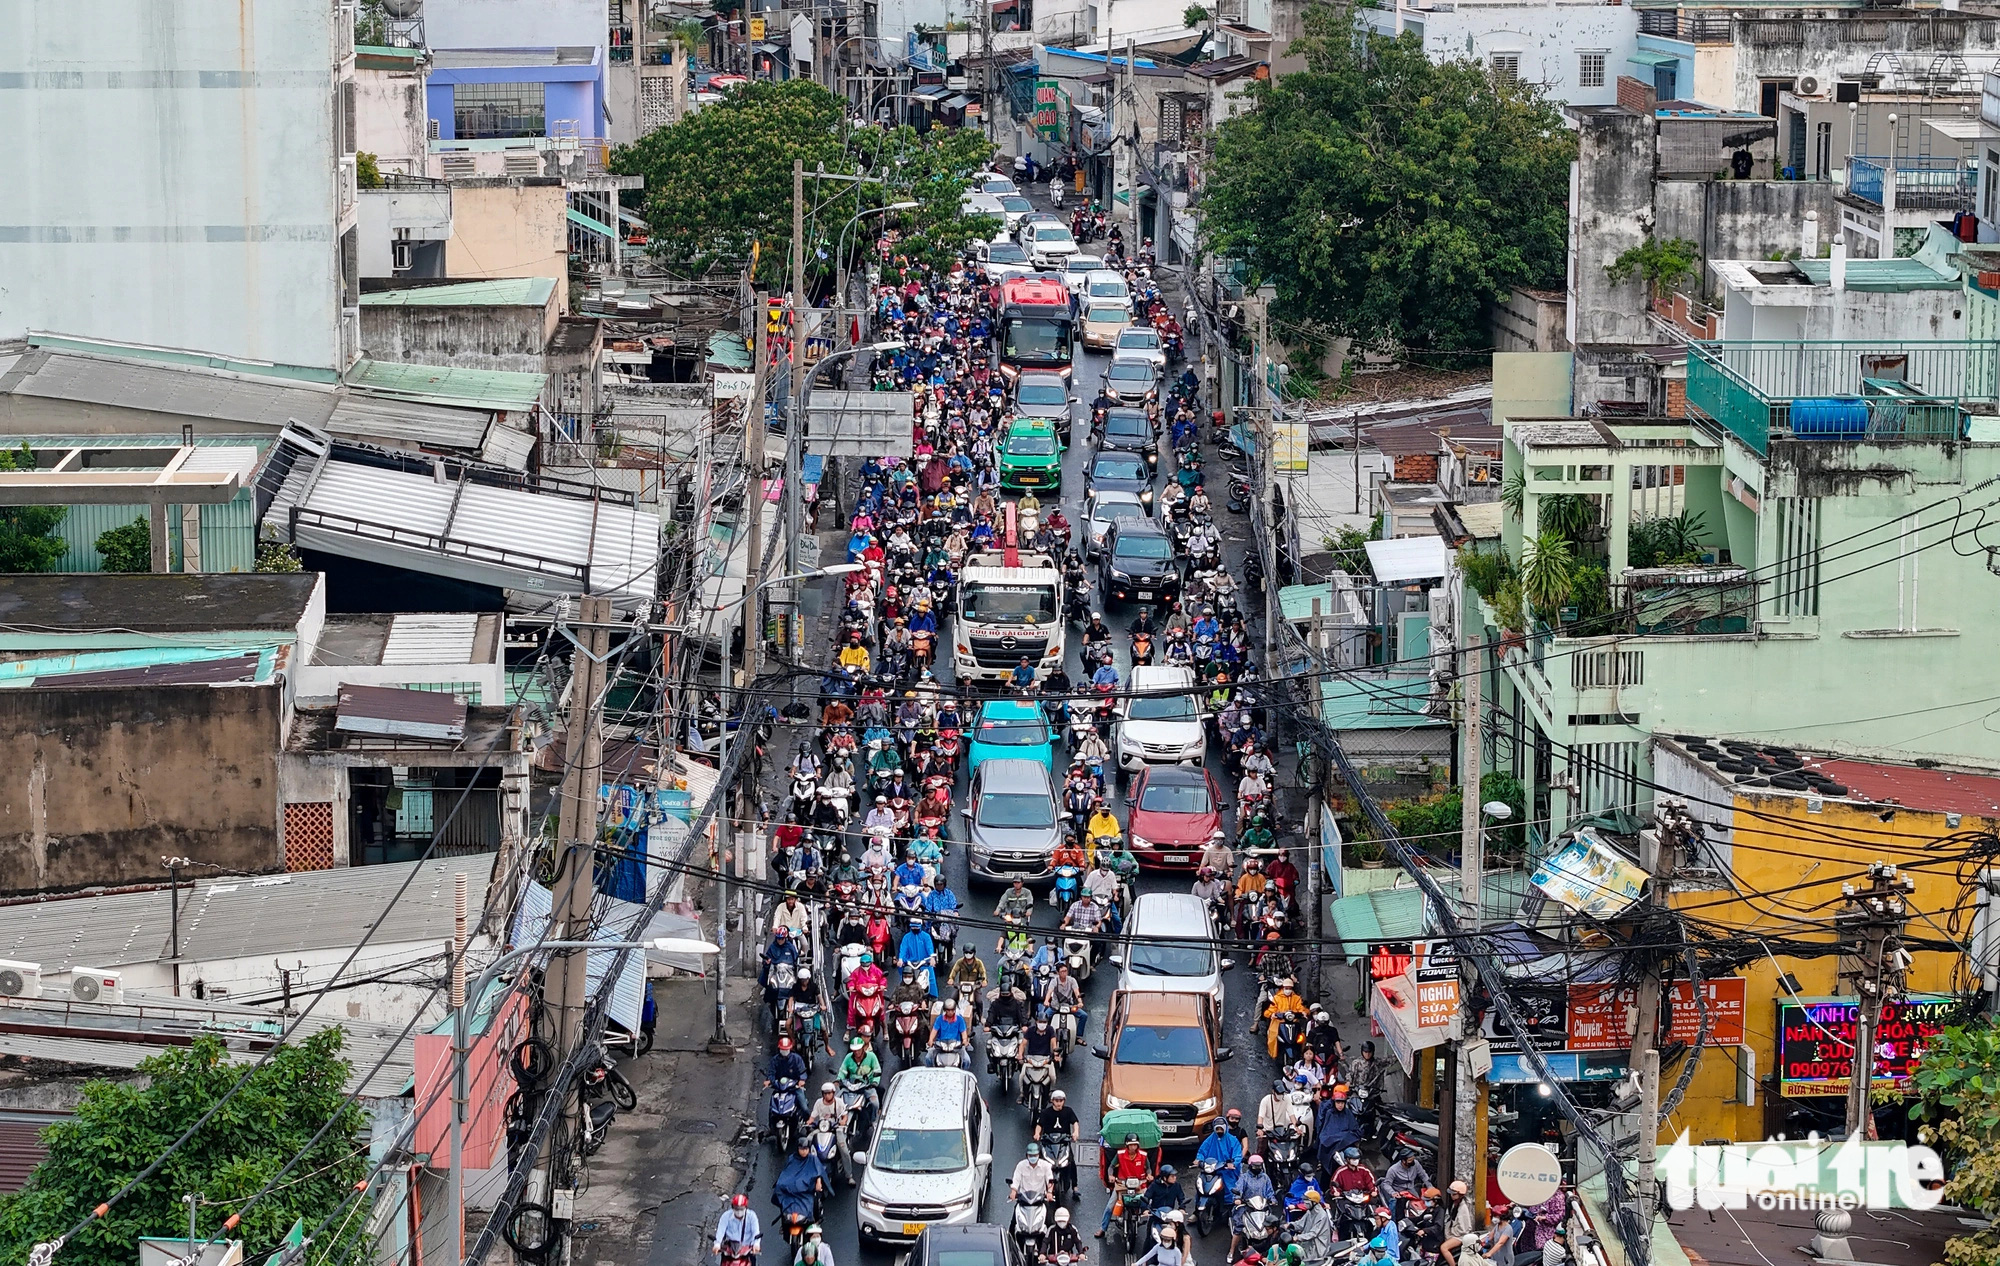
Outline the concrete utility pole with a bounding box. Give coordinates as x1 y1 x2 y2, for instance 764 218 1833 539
545 594 613 1198
787 157 808 580
1838 863 1915 1139
446 871 469 1260
1451 588 1484 1190
1630 802 1690 1230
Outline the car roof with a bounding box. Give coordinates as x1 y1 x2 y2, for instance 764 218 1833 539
1129 890 1212 928
1141 763 1207 787
980 757 1056 792
1128 664 1195 688
1118 327 1160 340
1109 354 1156 368
1018 370 1066 385
1007 417 1055 434
882 1068 978 1127
1087 270 1128 283
1116 989 1209 1023
1104 411 1150 429
1091 451 1146 469
1111 518 1170 540
1089 490 1147 512
979 698 1046 722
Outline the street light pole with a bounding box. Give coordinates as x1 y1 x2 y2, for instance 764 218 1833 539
449 936 719 1259
837 202 918 349
785 341 903 577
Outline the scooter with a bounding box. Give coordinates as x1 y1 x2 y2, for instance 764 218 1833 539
1051 864 1082 909
1045 1130 1078 1204
1061 933 1095 982
1013 1191 1052 1262
989 1022 1023 1091
768 1077 805 1154
1195 1160 1229 1236
932 1037 968 1069
1020 1053 1056 1117
812 1111 850 1187
892 1000 926 1067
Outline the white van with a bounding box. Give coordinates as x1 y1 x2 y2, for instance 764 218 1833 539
1116 664 1206 770
1113 891 1228 1014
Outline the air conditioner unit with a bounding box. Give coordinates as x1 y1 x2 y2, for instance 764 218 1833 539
70 968 124 1006
1794 73 1823 96
0 959 42 999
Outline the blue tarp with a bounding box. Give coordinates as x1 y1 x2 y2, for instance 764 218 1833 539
803 454 825 488
1230 422 1255 452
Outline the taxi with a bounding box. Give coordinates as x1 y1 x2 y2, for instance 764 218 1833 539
997 416 1063 491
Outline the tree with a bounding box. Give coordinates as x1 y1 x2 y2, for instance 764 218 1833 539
256 541 305 573
94 517 151 573
1908 1020 2000 1266
0 443 67 574
1201 2 1574 353
1519 528 1577 621
607 80 998 283
355 151 383 190
0 1032 371 1266
1605 235 1699 296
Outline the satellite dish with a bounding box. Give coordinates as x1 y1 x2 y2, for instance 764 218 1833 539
381 0 422 17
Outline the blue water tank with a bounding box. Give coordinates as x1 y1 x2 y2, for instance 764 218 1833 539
1789 396 1870 440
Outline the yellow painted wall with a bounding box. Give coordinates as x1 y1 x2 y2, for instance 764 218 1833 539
446 183 569 312
1658 791 1982 1144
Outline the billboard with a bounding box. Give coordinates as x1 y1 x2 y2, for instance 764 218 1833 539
1567 977 1747 1052
1777 995 1953 1098
805 390 915 457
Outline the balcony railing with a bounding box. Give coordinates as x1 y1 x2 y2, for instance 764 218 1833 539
1686 340 1995 453
1635 9 1731 42
1845 155 1977 213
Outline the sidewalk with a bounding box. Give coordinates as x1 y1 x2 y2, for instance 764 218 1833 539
570 976 761 1266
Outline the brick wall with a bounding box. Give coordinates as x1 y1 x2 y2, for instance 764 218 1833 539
1665 376 1687 418
1617 75 1657 116
1394 453 1440 482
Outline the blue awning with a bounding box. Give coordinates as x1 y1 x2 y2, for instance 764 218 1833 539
802 454 825 488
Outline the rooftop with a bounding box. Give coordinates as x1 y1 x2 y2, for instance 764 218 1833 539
359 277 558 308
309 613 502 668
1659 734 2000 818
0 574 321 636
343 358 546 413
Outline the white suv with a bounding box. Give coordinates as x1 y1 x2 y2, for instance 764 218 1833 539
1020 221 1080 268
1116 664 1206 770
855 1068 995 1246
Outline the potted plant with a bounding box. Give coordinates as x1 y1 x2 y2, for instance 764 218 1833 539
1351 837 1388 869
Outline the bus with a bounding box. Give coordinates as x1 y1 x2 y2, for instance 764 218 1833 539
995 275 1076 384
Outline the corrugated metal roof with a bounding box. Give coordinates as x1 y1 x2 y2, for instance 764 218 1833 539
175 856 496 962
335 683 468 740
344 359 546 412
325 395 505 460
1792 257 1960 292
0 648 272 688
4 349 340 427
382 614 480 665
359 278 556 308
0 1112 64 1192
511 882 646 1034
0 891 176 973
1364 535 1451 584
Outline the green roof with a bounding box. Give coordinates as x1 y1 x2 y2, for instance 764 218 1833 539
707 331 752 370
1328 872 1530 953
27 333 338 383
345 359 547 412
1278 582 1335 622
1319 673 1449 731
1792 257 1959 292
359 278 556 308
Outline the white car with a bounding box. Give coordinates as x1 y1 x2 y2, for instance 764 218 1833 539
1065 253 1108 295
1116 664 1206 769
997 194 1034 231
1085 269 1132 306
1019 221 1080 268
980 175 1019 197
1114 890 1229 1015
974 236 1034 280
855 1068 994 1246
962 190 1006 221
1112 324 1167 369
1084 488 1150 560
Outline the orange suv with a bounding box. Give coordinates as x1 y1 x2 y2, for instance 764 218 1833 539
1092 990 1232 1146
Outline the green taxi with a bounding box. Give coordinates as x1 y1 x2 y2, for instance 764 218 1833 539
997 416 1063 491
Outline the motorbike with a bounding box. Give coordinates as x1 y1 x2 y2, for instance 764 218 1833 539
892 1000 926 1067
1379 1101 1442 1165
581 1047 637 1111
812 1111 850 1187
1061 933 1095 982
1116 1176 1150 1256
1131 630 1155 666
838 1077 874 1154
1021 1053 1056 1117
1013 1191 1052 1261
1263 1121 1304 1182
849 979 886 1039
1195 1160 1229 1236
1045 1130 1078 1204
1240 1195 1281 1256
1052 864 1082 909
1335 1189 1374 1242
990 1022 1023 1091
578 1096 618 1156
768 1076 806 1154
932 1037 968 1069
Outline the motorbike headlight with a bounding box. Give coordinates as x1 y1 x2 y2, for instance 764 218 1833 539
1194 1096 1219 1113
1105 1095 1131 1110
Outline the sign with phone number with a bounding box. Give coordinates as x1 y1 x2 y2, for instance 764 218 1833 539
1777 995 1952 1098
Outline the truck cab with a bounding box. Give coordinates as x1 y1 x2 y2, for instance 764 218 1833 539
1093 989 1231 1146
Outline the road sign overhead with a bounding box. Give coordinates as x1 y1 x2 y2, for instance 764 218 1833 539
805 390 915 457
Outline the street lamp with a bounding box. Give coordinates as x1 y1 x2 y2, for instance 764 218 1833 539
449 937 719 1259
837 202 920 347
786 341 905 576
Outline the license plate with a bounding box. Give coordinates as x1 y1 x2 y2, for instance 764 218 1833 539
902 1223 927 1237
1138 591 1153 600
1020 475 1039 483
1164 854 1189 864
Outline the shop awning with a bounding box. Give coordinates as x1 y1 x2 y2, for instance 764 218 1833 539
1627 52 1679 68
943 93 972 109
1371 973 1454 1076
914 85 951 100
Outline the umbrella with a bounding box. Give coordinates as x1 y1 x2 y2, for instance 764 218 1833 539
1099 1107 1163 1150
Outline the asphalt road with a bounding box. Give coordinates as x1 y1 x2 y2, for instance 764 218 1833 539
737 329 1316 1266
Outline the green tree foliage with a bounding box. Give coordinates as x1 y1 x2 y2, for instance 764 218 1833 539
1908 1020 2000 1266
94 517 151 573
1605 235 1699 295
1184 4 1211 23
1201 3 1573 353
0 444 67 574
355 151 383 190
1626 509 1708 568
0 1032 370 1266
1457 546 1510 602
609 81 997 282
1385 773 1528 855
1519 528 1576 620
256 541 306 573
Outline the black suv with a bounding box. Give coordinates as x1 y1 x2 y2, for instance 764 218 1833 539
1099 518 1181 606
1094 406 1159 469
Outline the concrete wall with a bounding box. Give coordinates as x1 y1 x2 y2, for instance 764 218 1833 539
1491 288 1569 352
445 181 568 294
354 62 431 176
1653 178 1839 285
424 0 605 52
0 685 283 895
1566 107 1657 348
0 1 342 371
357 188 453 279
359 301 557 370
1370 0 1637 108
1729 14 2000 117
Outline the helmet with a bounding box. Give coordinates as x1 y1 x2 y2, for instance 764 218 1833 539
943 998 958 1011
778 1037 793 1051
849 1036 866 1050
775 925 792 938
822 1082 836 1094
1344 1147 1361 1161
859 952 874 964
1226 1108 1242 1121
1305 1190 1323 1204
1247 1155 1265 1169
1125 1133 1141 1145
1054 1208 1072 1227
1026 1142 1041 1157
1212 1120 1228 1133
733 1194 749 1209
961 943 977 956
806 1225 823 1239
1160 1164 1176 1177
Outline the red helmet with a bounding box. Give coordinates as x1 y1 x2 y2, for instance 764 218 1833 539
733 1194 749 1209
778 1036 794 1051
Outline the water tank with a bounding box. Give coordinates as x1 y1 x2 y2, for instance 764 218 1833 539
1789 396 1869 440
381 0 422 17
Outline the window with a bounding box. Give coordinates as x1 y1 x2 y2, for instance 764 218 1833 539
1490 52 1520 84
453 82 546 140
1578 51 1606 89
1773 495 1820 617
1986 150 2000 224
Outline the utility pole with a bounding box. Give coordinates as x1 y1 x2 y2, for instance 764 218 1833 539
1255 292 1277 670
786 158 808 580
447 871 469 1260
1838 863 1915 1139
544 595 612 1210
1629 802 1690 1231
162 856 190 996
1450 595 1483 1192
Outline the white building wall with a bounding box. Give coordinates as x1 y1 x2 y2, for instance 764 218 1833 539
354 62 432 176
0 0 344 371
423 0 605 50
1367 0 1637 108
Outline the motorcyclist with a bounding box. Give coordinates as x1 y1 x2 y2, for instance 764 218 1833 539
1144 1164 1188 1226
1380 1151 1433 1216
773 1139 828 1230
838 632 871 674
897 919 938 995
1084 857 1122 919
1098 1134 1157 1238
923 875 962 935
844 951 887 1030
1262 977 1307 1060
987 975 1032 1042
1196 1118 1244 1205
928 996 972 1063
806 1081 848 1143
760 926 803 1016
766 1036 807 1092
995 877 1038 922
1085 800 1122 853
1304 1007 1343 1067
946 944 989 1021
714 1193 763 1266
771 890 812 939
1191 866 1230 912
1229 1154 1279 1259
1047 1207 1086 1260
1328 1141 1375 1207
998 915 1035 960
1347 1042 1391 1105
889 974 934 1048
1036 1088 1083 1194
1061 891 1106 938
1011 1142 1057 1208
789 967 833 1057
1072 725 1111 772
1254 1079 1305 1158
837 1035 882 1135
1199 835 1236 877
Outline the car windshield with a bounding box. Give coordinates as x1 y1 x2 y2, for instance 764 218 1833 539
1089 279 1128 298
1105 415 1150 440
1001 196 1032 213
988 243 1028 263
1093 456 1148 481
1108 362 1152 382
1087 307 1128 324
873 1126 971 1174
1008 434 1058 456
1120 331 1162 350
980 792 1056 828
1113 1024 1210 1066
1129 940 1216 977
1034 226 1072 242
1093 501 1147 527
1068 258 1101 274
1115 534 1174 561
1017 381 1067 405
962 582 1059 625
1140 779 1212 814
1129 692 1196 721
978 715 1050 745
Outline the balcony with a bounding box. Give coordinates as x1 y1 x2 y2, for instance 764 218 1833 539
1685 340 1993 454
1845 155 1976 213
1635 9 1732 42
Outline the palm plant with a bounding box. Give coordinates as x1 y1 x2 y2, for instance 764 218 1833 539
1501 470 1525 520
1520 529 1577 622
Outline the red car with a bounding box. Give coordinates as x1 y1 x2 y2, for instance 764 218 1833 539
1125 765 1224 869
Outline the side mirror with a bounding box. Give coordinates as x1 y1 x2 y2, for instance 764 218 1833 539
1108 954 1124 966
977 1152 994 1168
1221 958 1237 970
961 807 974 820
854 1150 869 1165
1216 1046 1235 1061
1092 1045 1110 1060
